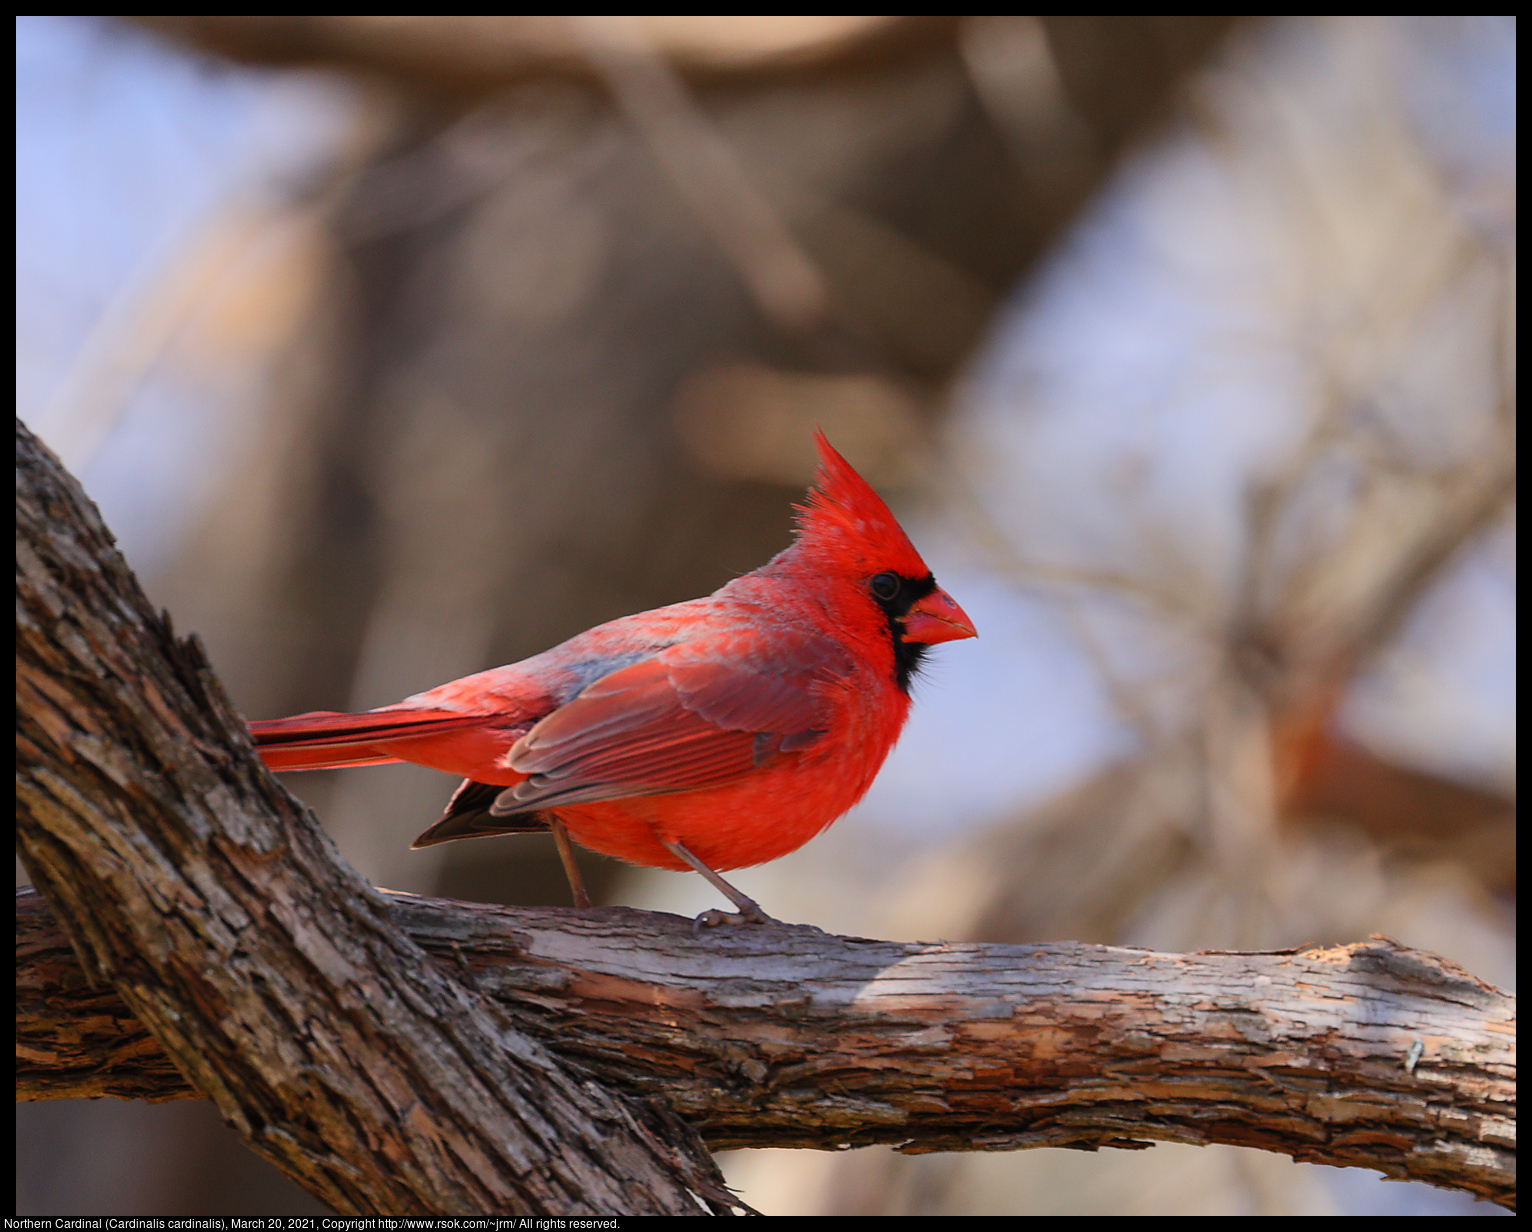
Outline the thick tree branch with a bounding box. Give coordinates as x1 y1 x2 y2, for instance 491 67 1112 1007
17 888 1516 1208
15 418 738 1216
15 415 1515 1211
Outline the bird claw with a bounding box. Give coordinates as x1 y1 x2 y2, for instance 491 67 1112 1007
692 903 774 933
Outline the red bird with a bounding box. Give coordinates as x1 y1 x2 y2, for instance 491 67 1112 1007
250 433 976 925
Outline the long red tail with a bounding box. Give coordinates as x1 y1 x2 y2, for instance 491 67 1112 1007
248 709 489 772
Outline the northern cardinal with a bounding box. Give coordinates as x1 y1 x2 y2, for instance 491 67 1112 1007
250 433 976 924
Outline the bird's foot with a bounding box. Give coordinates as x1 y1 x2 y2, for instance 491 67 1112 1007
664 839 796 933
692 902 776 933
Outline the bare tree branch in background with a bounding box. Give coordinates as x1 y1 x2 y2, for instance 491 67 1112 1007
572 14 835 337
131 16 966 94
946 19 1516 963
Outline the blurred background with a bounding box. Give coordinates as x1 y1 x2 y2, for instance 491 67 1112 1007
16 15 1514 1217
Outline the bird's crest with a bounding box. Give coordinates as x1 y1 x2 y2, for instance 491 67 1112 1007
793 431 926 575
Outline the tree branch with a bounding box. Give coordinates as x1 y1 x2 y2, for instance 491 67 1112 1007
17 887 1516 1208
15 415 1515 1211
15 417 738 1216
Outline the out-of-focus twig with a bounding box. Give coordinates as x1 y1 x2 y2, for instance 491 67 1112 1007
926 450 1192 747
33 198 274 473
1321 451 1515 685
133 16 961 97
573 14 832 336
31 92 396 475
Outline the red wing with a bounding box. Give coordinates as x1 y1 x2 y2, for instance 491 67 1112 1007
496 635 846 812
249 708 492 772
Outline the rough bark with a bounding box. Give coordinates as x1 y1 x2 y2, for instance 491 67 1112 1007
16 418 738 1216
17 887 1516 1209
15 405 1515 1214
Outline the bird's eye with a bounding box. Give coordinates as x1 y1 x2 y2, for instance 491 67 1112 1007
870 572 900 601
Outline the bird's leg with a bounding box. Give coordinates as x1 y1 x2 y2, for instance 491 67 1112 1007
550 818 591 909
661 839 776 929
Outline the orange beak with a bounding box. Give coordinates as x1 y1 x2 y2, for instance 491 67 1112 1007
902 586 977 645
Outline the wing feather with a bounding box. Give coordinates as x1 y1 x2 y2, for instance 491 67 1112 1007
495 632 846 813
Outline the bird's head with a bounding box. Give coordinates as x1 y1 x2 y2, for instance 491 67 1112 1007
786 431 976 688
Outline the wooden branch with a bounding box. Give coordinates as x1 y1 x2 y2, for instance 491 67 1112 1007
14 411 1515 1212
18 888 1516 1209
15 418 738 1216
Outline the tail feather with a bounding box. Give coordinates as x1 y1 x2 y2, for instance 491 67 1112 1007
249 708 489 773
409 778 550 848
